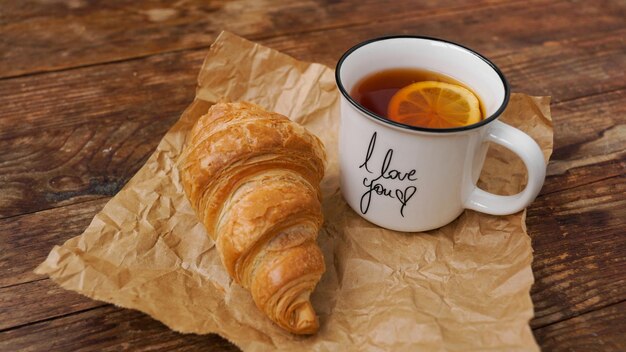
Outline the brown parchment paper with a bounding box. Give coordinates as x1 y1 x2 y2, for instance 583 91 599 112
36 31 553 352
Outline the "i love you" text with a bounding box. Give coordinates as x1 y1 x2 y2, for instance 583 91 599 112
358 132 418 217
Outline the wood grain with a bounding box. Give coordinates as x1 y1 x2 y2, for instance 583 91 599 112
2 298 622 352
1 12 625 219
1 174 623 332
528 175 626 328
0 305 239 352
0 49 194 218
1 88 623 287
1 27 623 334
542 89 626 195
261 20 626 101
1 0 625 349
3 0 624 135
0 279 104 330
0 198 108 287
0 0 515 78
533 301 626 352
1 81 622 283
3 0 624 79
262 0 626 66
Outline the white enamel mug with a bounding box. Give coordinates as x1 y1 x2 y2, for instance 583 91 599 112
336 36 546 232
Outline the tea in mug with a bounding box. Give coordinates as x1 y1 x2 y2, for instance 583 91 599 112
350 68 485 128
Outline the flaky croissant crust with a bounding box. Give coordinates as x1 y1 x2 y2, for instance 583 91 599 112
179 101 326 334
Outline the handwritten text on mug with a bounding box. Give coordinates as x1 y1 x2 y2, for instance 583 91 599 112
359 132 418 217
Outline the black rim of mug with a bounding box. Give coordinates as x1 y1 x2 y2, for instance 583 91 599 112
335 35 511 133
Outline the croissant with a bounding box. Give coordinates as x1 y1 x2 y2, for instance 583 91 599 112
178 101 326 334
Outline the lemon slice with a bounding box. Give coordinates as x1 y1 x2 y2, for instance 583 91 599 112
387 81 482 128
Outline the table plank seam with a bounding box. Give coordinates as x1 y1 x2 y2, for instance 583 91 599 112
3 175 622 325
0 196 109 222
2 293 623 338
531 298 626 331
531 274 626 328
0 0 539 81
550 85 626 107
2 167 623 291
1 0 624 348
539 167 626 198
0 277 47 290
2 162 622 227
0 79 623 221
0 304 108 334
0 20 622 111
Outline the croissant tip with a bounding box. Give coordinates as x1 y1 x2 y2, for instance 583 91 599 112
288 300 319 335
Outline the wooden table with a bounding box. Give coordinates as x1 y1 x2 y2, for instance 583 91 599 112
1 1 624 351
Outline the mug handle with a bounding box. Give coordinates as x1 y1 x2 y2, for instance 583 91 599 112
464 120 546 215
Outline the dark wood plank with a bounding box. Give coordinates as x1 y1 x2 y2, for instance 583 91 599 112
3 0 625 79
533 301 626 352
0 198 108 287
262 21 626 101
0 48 194 218
1 10 625 218
263 0 626 65
494 33 626 102
0 0 515 78
1 288 622 352
542 89 626 195
0 279 104 330
9 0 623 135
528 175 626 328
0 305 239 352
2 173 622 332
2 85 623 287
1 0 625 348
